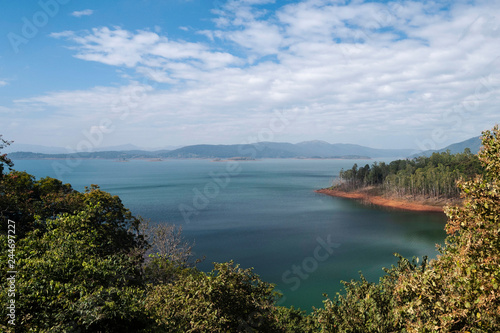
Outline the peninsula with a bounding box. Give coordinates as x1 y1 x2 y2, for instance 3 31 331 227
316 187 449 213
317 148 483 213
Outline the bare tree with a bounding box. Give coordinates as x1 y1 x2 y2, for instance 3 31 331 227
139 219 194 265
0 135 14 177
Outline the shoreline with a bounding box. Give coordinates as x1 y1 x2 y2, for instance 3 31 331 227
315 188 448 213
10 156 373 161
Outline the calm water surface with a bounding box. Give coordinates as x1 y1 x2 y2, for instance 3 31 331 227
13 158 447 311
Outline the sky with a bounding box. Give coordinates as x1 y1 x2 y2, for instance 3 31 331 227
1 0 499 151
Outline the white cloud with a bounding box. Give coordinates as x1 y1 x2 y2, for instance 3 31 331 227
51 27 243 79
71 9 94 17
0 80 7 87
226 20 283 56
18 0 500 148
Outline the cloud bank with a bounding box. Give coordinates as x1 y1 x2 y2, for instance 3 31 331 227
15 0 500 148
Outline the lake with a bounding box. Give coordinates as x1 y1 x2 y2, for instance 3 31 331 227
12 158 447 311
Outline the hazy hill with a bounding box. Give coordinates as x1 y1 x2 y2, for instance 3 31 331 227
7 136 482 160
414 136 481 157
3 144 71 154
9 141 414 160
4 143 180 154
296 141 414 158
161 141 414 159
161 143 300 158
9 151 160 160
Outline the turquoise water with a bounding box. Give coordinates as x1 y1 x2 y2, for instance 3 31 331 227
12 158 447 311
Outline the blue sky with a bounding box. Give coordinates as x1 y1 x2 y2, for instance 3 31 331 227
1 0 499 151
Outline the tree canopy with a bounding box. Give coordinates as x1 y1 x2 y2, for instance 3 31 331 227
338 149 483 199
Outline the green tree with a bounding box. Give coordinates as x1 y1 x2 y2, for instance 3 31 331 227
396 125 500 331
146 261 284 332
0 202 152 332
0 171 85 237
336 146 482 200
316 125 500 332
315 255 428 332
0 163 152 331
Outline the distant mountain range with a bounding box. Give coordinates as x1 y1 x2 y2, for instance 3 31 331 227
3 143 181 154
7 137 482 160
413 136 482 157
8 141 413 160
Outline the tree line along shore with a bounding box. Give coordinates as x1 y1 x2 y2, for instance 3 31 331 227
317 148 484 213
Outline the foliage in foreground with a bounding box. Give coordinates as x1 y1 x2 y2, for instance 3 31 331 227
0 125 499 332
145 261 316 332
315 125 500 332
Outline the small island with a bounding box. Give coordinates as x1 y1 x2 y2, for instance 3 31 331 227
212 156 257 162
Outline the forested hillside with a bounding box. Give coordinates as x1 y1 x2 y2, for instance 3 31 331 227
1 126 499 332
338 148 483 199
